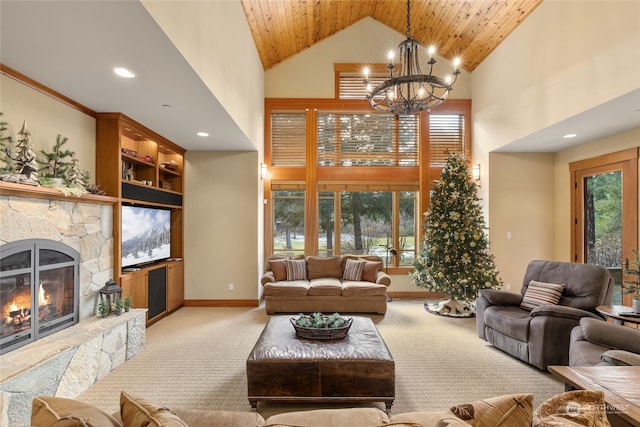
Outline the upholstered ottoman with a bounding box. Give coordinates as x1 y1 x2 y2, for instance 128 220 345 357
246 316 395 412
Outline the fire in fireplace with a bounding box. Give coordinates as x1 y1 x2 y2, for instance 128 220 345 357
1 239 80 354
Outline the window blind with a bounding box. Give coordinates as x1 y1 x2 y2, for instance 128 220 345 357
270 112 306 166
429 114 465 165
317 112 418 166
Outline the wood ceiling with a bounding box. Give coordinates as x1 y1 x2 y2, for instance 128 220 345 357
241 0 542 72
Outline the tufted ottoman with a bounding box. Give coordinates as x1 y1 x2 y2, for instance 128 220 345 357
246 315 395 413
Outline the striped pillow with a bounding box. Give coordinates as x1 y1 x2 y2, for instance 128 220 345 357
520 280 564 311
285 259 307 281
343 258 366 281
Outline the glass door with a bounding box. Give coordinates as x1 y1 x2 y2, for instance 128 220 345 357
570 149 639 306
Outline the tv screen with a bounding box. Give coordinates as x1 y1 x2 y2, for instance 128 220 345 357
121 205 171 268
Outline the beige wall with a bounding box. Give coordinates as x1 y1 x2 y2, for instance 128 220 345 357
184 150 260 300
266 17 471 100
474 0 640 293
488 153 555 292
0 74 96 180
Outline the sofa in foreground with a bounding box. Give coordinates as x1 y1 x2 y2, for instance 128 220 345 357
260 255 391 315
29 390 614 427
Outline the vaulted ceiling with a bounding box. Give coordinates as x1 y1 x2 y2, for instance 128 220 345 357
241 0 543 72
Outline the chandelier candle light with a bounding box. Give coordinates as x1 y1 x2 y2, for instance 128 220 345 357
363 0 461 115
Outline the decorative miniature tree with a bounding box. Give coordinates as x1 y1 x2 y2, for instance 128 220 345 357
66 154 85 188
0 112 15 173
412 153 501 317
38 134 74 185
6 120 39 181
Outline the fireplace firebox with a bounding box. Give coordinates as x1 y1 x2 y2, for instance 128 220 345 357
0 239 80 355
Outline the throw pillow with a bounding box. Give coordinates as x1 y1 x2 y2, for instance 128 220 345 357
268 258 288 281
343 258 366 281
31 396 121 427
285 259 307 281
362 260 383 283
533 390 610 427
449 393 533 427
307 256 343 279
120 391 188 427
520 280 564 311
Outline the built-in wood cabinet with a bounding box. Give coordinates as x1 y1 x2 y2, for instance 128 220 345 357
95 113 185 325
167 260 184 312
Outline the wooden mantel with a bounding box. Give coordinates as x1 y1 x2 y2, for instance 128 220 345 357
0 181 118 205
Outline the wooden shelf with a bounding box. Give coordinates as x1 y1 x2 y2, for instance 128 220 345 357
0 181 118 205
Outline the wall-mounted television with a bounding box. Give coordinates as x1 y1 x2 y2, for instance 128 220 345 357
121 205 171 269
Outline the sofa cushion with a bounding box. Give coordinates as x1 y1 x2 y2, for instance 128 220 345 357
449 393 533 427
520 280 564 311
286 259 307 281
120 391 188 427
264 407 389 427
174 409 265 427
269 259 288 281
31 396 122 427
533 390 609 427
263 280 309 296
343 258 366 281
307 256 343 279
600 349 640 366
342 281 388 296
362 260 383 283
391 410 468 426
483 306 531 342
308 277 343 295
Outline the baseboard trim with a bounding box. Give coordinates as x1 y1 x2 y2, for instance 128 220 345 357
387 291 450 300
183 299 260 308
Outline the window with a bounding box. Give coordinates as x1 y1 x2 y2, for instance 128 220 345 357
317 113 418 166
264 65 471 271
270 112 306 167
272 189 305 257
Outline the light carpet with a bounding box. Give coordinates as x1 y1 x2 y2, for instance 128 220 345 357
77 299 564 418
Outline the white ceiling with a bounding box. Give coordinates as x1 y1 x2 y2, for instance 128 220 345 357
1 1 638 153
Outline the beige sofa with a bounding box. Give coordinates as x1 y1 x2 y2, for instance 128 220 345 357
260 255 391 315
29 390 615 427
30 392 535 427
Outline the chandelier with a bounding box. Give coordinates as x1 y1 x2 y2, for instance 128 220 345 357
363 0 461 115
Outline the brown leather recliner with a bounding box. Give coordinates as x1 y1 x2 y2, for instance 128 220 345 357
476 260 613 370
569 317 640 366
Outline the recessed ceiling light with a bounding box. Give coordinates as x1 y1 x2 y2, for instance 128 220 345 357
114 67 136 78
563 133 577 139
197 132 209 137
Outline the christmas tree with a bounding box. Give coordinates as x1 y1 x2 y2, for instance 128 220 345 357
412 153 500 317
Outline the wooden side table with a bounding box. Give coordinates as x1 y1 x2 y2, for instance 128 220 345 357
596 305 640 326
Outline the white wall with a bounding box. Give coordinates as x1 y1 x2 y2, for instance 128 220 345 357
0 74 96 180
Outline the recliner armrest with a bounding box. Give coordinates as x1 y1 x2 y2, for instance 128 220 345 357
580 317 640 353
601 349 640 366
479 289 522 306
530 305 601 321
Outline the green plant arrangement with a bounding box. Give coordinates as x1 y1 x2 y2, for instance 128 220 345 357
623 249 640 312
114 297 124 315
38 134 74 185
290 312 352 340
123 295 133 312
98 299 110 318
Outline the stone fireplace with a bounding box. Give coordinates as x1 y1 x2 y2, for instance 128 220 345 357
1 239 80 355
0 186 146 427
